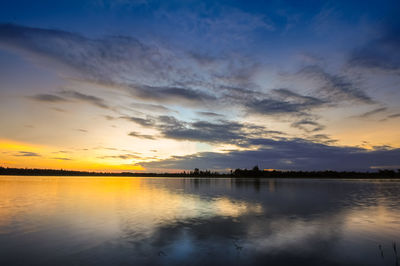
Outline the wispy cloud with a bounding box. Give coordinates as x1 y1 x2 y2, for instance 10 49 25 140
196 111 224 117
244 88 326 115
291 119 325 133
129 85 216 105
61 90 109 109
357 107 387 118
387 113 400 119
51 157 72 161
128 131 156 139
349 27 400 74
296 65 375 104
121 116 155 127
29 94 67 102
14 151 40 157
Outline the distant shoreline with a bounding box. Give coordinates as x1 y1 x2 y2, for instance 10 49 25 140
1 166 399 179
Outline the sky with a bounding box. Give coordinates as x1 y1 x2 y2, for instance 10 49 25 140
0 0 399 172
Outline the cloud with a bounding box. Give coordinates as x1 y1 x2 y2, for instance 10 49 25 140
155 116 280 145
291 119 325 133
129 85 216 105
196 111 224 117
30 90 109 109
98 154 143 160
245 88 325 115
0 23 265 110
387 113 400 119
357 107 387 118
297 65 374 104
308 134 337 144
155 5 274 47
61 90 109 109
104 115 116 120
128 131 156 139
349 27 400 73
122 114 278 145
51 157 72 161
121 116 155 127
131 102 172 113
158 117 246 143
142 139 400 171
0 23 225 107
51 107 67 112
381 112 400 121
14 151 40 157
29 94 67 102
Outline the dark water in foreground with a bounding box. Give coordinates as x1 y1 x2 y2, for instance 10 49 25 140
0 176 399 266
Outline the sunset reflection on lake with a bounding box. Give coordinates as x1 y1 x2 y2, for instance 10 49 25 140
0 176 400 265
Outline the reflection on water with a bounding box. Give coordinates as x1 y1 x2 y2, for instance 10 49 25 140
0 176 399 265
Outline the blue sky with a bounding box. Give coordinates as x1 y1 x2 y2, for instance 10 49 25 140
0 0 399 171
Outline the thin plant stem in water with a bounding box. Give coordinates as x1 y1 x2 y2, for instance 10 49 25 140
394 241 398 266
379 244 384 259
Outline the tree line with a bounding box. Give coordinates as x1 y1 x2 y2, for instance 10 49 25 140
1 166 400 178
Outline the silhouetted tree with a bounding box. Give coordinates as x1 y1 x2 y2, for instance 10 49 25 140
194 168 200 175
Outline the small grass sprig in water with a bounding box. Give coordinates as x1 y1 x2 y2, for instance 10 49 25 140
393 242 398 266
379 244 384 259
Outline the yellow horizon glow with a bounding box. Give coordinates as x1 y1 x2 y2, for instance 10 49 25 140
0 138 145 172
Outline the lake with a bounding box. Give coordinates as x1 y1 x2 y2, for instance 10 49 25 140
0 176 399 265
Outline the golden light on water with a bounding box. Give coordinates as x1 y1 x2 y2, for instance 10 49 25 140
0 176 263 237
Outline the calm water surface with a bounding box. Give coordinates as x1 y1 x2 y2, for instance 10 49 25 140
0 176 399 265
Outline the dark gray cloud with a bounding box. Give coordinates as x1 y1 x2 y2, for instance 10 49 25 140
196 111 224 117
246 98 321 115
52 150 70 154
242 88 326 115
158 117 246 143
51 157 72 161
129 85 216 104
221 85 263 102
123 114 277 144
131 102 172 113
308 134 337 144
104 115 116 120
98 154 142 160
387 113 400 119
297 65 374 104
61 90 109 109
29 94 67 102
30 90 109 109
155 116 280 145
121 116 155 127
349 27 400 73
357 107 387 118
381 112 400 121
14 151 40 157
272 88 321 103
142 139 400 171
128 131 156 140
291 119 325 133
